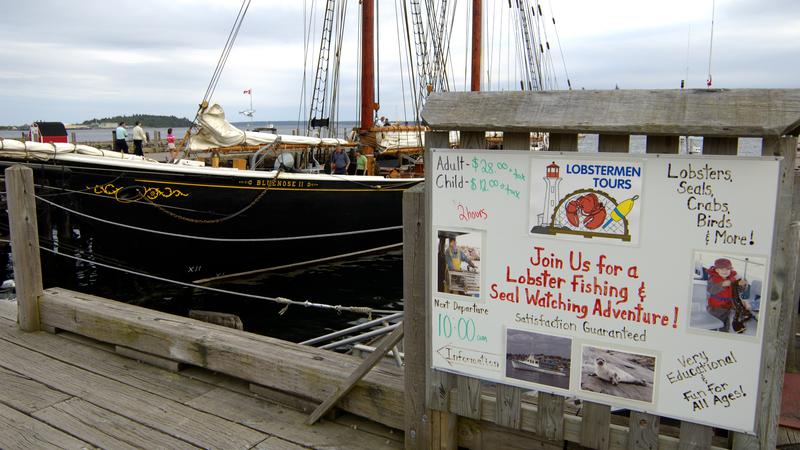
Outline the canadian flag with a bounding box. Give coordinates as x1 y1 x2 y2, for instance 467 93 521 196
243 89 252 94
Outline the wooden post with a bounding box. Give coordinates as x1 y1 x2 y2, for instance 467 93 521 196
70 131 76 144
423 131 458 449
404 182 429 449
5 165 42 331
752 135 798 449
111 131 117 151
549 133 578 151
598 134 630 153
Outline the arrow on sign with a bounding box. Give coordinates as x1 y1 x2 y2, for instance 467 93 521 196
436 344 502 370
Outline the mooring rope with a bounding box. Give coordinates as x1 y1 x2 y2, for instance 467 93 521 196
0 237 396 318
34 195 402 242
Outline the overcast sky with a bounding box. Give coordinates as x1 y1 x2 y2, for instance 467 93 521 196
0 0 797 125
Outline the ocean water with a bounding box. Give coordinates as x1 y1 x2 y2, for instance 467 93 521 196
0 222 403 344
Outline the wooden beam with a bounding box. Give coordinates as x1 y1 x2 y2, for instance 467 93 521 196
421 89 800 137
549 133 578 151
5 165 42 332
628 411 659 450
581 402 611 450
38 288 406 430
754 135 799 449
598 134 630 153
307 323 404 425
678 421 712 449
646 136 680 154
403 183 429 449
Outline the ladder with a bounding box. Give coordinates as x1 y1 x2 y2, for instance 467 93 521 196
308 0 337 134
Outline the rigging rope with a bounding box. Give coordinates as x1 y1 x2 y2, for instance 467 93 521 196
34 194 404 243
706 0 716 88
202 0 252 103
23 241 397 317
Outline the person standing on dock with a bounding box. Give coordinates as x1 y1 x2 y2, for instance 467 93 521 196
355 150 367 175
114 122 128 153
331 146 350 175
132 121 148 157
166 128 177 163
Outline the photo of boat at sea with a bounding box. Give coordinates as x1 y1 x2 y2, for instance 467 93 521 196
506 328 572 389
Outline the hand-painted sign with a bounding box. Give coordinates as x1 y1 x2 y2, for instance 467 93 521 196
429 149 781 433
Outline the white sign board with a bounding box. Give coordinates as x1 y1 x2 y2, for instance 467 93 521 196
429 150 781 433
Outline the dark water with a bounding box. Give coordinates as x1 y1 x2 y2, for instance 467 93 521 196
1 222 404 344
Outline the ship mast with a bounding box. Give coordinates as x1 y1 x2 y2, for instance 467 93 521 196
360 0 375 131
471 0 481 91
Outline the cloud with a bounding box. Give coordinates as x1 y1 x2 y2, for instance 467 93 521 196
0 0 797 125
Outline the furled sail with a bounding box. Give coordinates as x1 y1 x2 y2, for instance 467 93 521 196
188 103 347 151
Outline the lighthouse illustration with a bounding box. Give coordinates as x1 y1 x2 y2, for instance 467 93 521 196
537 162 562 226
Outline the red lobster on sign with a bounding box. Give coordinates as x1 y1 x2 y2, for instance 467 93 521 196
565 193 606 230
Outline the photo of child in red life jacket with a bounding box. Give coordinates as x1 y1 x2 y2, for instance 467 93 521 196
706 258 748 332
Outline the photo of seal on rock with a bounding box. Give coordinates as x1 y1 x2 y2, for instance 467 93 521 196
581 346 655 403
593 357 648 386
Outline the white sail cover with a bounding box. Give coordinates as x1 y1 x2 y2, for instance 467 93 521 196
188 103 347 151
0 139 158 162
377 130 423 150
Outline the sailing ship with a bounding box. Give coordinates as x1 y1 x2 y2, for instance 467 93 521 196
0 0 569 281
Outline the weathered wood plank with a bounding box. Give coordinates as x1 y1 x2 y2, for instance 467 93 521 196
581 401 611 449
403 182 429 450
444 387 729 449
645 135 680 154
0 332 267 449
627 411 659 450
0 366 71 413
0 401 90 449
788 174 800 374
250 383 317 413
431 410 458 450
458 416 562 450
455 376 482 419
549 133 578 151
0 300 16 322
38 288 405 429
536 391 564 441
598 134 630 153
429 369 454 411
186 386 402 450
308 323 404 425
251 436 310 450
33 397 197 450
5 165 42 331
504 132 531 150
754 135 799 449
115 345 182 372
678 422 712 449
421 89 800 137
495 384 521 429
460 131 487 149
702 137 739 155
0 319 215 404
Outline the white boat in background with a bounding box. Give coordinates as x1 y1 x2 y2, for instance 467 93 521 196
511 355 568 376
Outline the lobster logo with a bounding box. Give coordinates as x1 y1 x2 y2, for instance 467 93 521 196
566 193 607 230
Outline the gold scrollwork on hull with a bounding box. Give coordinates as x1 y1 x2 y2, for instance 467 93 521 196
88 183 189 204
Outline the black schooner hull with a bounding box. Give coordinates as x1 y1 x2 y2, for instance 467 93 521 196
1 153 421 281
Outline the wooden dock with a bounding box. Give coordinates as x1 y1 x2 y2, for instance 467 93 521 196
0 299 402 449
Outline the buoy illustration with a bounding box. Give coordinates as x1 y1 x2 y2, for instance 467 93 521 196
602 195 639 229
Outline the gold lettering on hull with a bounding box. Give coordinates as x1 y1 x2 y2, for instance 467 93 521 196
88 183 190 203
